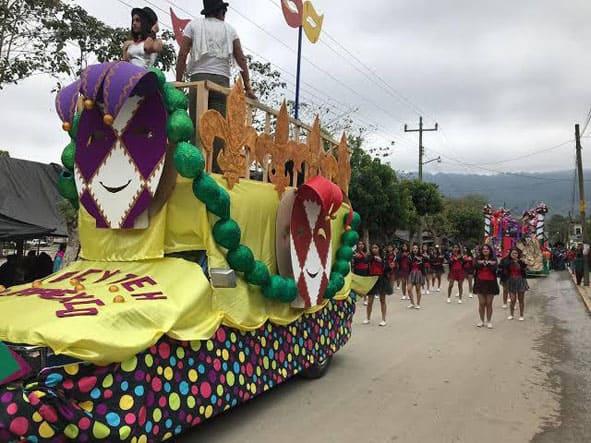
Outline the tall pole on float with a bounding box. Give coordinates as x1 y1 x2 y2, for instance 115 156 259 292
294 26 303 120
575 124 589 286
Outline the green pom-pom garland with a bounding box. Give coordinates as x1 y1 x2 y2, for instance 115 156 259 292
226 245 256 274
332 259 350 277
245 260 271 287
61 141 76 172
336 245 354 262
68 113 80 139
57 171 78 209
174 142 205 179
149 67 167 89
164 84 189 113
341 230 359 248
349 211 361 231
213 219 241 250
264 275 287 301
167 109 194 143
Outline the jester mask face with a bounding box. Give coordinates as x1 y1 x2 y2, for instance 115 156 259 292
289 176 342 308
57 62 167 229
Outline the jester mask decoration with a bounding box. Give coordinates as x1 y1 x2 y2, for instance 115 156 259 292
289 176 343 309
55 62 167 229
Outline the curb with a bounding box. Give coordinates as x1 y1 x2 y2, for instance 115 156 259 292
570 273 591 314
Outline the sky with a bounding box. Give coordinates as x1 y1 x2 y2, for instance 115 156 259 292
1 0 591 174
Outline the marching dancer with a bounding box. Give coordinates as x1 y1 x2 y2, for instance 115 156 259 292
421 244 432 295
408 244 426 309
398 243 411 301
463 249 475 298
353 241 369 305
499 252 511 308
504 248 529 321
430 247 444 292
364 244 391 326
385 245 398 294
447 244 465 304
474 244 500 329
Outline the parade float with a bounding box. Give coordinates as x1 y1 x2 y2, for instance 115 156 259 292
483 203 550 276
0 61 374 442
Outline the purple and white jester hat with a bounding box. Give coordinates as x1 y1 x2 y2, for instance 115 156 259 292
55 61 167 229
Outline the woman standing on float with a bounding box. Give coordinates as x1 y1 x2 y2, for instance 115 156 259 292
123 7 163 68
364 244 391 326
430 247 444 292
504 248 529 321
398 243 411 300
447 244 465 304
408 244 426 309
463 248 475 298
474 244 499 329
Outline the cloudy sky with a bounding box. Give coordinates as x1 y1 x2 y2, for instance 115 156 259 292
1 0 591 174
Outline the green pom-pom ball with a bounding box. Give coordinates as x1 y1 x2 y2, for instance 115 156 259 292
332 259 350 277
263 275 287 301
164 84 189 113
57 171 78 201
280 278 298 303
193 174 219 202
245 261 271 287
226 245 255 274
336 245 354 262
330 272 345 292
61 142 76 171
149 67 166 89
324 281 338 300
68 113 80 139
207 186 230 220
213 219 241 250
167 110 194 143
341 230 360 248
174 142 205 179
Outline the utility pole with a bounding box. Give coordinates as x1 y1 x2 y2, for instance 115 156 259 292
575 124 589 286
405 117 439 245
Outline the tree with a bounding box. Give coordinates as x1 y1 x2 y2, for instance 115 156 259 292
444 195 487 247
0 150 9 157
546 214 570 245
404 180 444 216
349 136 411 243
0 0 176 89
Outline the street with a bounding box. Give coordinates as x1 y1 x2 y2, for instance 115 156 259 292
180 272 591 443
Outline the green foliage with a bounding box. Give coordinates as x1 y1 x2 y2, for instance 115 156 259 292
0 1 176 88
546 214 570 244
0 150 10 157
404 180 444 216
348 136 410 238
444 195 487 246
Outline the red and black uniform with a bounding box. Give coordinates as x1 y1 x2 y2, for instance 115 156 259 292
504 259 529 293
448 254 465 282
398 252 411 280
368 255 392 295
422 253 432 274
473 259 500 295
463 255 475 276
408 254 426 285
352 251 369 276
430 254 444 275
385 252 398 279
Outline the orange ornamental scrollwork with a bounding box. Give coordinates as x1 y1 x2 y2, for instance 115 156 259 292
199 78 257 189
255 102 296 195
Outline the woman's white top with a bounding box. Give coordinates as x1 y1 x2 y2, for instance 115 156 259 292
127 41 158 68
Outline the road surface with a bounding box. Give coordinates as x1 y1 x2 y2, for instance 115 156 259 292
180 272 591 443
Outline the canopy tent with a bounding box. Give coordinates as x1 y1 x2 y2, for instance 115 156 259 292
0 156 67 241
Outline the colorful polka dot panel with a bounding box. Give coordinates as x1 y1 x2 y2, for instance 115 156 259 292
0 299 354 442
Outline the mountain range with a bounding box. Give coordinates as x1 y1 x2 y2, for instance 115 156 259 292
418 170 591 216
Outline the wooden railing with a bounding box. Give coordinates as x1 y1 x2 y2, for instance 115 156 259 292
173 80 342 188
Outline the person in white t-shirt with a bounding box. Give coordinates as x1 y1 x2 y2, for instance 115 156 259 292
176 0 255 171
122 7 163 69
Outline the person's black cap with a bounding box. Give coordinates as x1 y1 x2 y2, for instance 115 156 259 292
201 0 229 15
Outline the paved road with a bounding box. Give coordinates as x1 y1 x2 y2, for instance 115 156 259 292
180 272 591 443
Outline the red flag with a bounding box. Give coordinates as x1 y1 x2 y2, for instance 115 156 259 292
170 7 191 46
